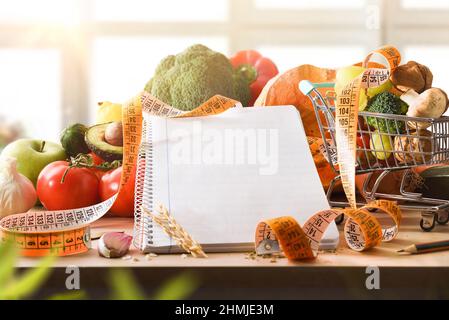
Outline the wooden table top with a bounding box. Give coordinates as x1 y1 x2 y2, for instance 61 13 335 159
16 210 449 268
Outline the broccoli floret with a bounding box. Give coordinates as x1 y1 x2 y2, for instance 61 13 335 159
366 92 408 133
144 44 251 111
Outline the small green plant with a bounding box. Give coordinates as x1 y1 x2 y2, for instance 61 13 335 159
0 240 55 300
0 238 199 300
109 268 199 300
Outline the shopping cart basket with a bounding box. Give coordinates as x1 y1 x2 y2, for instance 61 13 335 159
299 80 449 231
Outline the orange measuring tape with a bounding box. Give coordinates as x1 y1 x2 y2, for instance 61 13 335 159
336 46 401 210
255 46 403 260
0 93 238 257
255 200 402 259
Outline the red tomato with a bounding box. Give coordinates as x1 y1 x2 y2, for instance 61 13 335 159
87 152 110 180
90 152 104 165
37 161 100 210
230 50 279 106
356 134 371 149
100 166 136 217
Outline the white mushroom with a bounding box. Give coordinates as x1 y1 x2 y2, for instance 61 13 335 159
401 88 448 129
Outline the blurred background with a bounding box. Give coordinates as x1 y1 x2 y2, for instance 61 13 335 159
1 0 449 143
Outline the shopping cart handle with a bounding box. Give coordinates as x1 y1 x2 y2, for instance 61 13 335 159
299 80 335 95
299 80 315 95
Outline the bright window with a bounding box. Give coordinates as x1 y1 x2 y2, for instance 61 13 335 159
404 46 449 90
0 49 61 141
257 46 366 72
90 36 228 120
401 0 449 10
255 0 364 10
0 0 79 23
93 0 228 21
1 0 449 141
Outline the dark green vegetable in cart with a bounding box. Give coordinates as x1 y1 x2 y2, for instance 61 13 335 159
60 123 90 157
366 92 408 133
145 44 251 111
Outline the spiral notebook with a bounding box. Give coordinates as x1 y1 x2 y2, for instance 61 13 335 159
133 106 339 253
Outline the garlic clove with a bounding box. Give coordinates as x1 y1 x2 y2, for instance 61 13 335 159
97 232 132 258
0 157 37 218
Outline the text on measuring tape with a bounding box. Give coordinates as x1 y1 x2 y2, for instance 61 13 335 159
256 200 402 259
336 46 401 209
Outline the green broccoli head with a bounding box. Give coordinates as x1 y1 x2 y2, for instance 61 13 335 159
144 44 251 111
366 92 408 133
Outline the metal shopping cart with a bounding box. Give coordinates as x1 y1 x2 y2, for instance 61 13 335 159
299 80 449 232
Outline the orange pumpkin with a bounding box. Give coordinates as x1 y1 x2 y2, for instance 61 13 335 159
255 65 336 138
254 65 339 190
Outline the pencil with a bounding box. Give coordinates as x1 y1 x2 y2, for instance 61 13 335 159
398 240 449 254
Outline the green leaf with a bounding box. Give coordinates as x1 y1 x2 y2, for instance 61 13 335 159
109 269 146 300
153 272 199 300
0 254 55 300
0 239 19 288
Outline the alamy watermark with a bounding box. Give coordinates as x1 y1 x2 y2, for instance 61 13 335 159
169 121 280 175
366 4 380 30
365 266 380 290
65 266 80 290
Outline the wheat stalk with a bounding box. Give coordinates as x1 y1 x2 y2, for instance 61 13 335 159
142 205 208 258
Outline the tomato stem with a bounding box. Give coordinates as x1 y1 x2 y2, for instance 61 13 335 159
235 64 258 85
61 167 70 184
59 154 122 184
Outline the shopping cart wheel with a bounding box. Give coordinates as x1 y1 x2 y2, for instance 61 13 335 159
437 210 449 225
335 214 345 225
420 215 436 232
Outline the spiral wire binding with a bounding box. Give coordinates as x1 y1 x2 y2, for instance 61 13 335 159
133 117 154 251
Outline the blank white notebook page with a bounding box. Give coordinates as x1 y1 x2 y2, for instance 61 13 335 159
145 106 339 250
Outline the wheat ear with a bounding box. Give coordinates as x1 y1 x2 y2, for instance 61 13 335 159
142 205 208 258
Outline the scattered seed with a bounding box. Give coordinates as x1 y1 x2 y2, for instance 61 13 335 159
121 255 132 261
145 254 152 261
244 251 258 260
133 258 140 262
148 253 158 257
181 254 188 259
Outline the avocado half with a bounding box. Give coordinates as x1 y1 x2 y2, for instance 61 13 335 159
85 123 123 162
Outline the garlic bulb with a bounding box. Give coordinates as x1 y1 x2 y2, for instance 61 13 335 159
98 232 132 258
0 157 37 218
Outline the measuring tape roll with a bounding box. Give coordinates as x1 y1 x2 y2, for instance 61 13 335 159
336 46 401 209
255 200 402 259
0 92 238 257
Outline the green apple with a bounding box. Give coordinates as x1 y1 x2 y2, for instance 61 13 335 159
1 139 67 186
367 78 393 97
335 66 368 110
335 65 393 110
336 65 365 85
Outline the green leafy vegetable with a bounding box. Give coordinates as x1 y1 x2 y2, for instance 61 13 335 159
366 92 408 133
145 44 251 111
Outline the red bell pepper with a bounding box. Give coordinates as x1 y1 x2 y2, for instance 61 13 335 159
230 50 279 106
